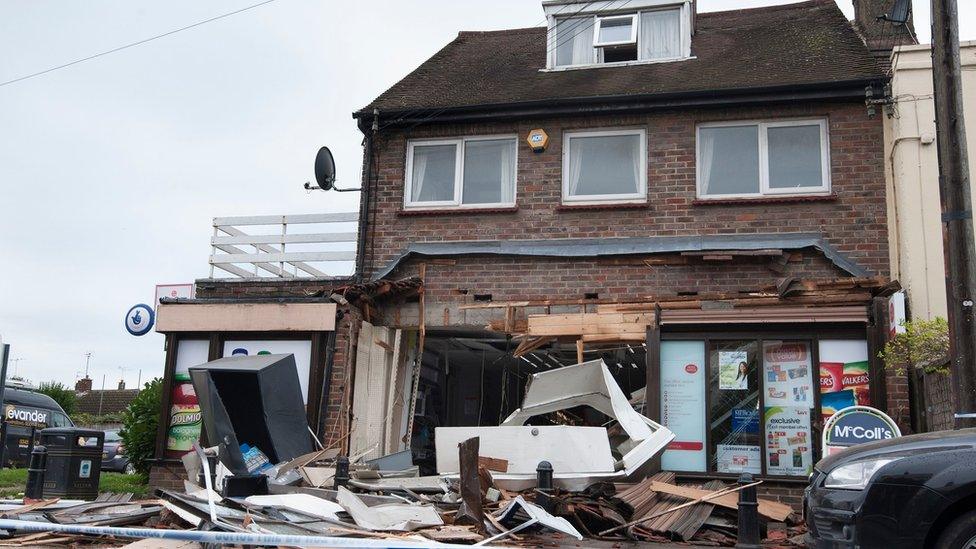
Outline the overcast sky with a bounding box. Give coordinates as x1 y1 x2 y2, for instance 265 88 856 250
1 0 973 391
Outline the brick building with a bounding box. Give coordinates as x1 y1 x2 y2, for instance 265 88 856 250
149 0 914 508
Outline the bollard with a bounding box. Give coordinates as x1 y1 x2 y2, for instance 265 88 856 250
536 461 554 513
735 473 761 549
333 456 350 489
25 445 47 501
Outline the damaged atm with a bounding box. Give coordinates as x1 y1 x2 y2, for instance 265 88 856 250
435 359 674 491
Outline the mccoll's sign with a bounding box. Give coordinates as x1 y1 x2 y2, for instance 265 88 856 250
822 405 901 455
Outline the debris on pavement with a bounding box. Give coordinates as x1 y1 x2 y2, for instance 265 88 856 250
0 358 806 546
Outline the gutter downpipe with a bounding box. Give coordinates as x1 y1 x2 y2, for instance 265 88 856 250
354 109 379 282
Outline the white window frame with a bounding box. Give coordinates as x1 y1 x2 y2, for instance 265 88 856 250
593 13 638 47
544 0 693 70
561 128 648 205
695 119 831 200
404 135 518 210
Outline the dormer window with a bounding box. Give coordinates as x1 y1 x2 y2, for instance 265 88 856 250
545 0 692 70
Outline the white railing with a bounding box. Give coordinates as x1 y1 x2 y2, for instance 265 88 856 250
209 213 358 278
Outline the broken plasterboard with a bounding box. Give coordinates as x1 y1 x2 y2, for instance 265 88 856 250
244 494 343 521
435 359 674 491
336 486 443 532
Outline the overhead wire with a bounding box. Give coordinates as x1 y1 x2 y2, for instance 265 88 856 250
0 0 277 88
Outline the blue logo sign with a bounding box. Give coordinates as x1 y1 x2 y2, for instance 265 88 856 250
823 406 901 448
731 408 760 434
124 304 155 336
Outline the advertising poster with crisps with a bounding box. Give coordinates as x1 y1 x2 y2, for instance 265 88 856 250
818 340 870 420
762 342 813 407
764 406 813 476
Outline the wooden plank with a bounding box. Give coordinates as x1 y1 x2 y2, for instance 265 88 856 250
213 212 358 225
477 456 509 473
576 339 584 364
212 232 357 245
349 321 375 459
210 251 357 263
647 481 793 522
385 329 405 453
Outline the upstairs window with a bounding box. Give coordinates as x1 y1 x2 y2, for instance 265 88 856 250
551 5 686 68
563 129 647 203
697 119 830 199
405 136 517 209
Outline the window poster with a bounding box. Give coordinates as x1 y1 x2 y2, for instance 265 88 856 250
222 340 313 404
762 342 813 407
719 351 749 390
764 406 813 476
166 339 209 459
716 444 761 474
660 340 706 472
819 340 870 420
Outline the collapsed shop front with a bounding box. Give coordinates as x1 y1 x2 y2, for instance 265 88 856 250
359 247 904 506
149 299 340 489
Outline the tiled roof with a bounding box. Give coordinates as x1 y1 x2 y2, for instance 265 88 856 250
358 0 882 115
74 389 140 415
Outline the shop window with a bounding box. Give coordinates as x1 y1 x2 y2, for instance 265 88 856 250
660 340 707 472
761 341 814 477
661 336 862 478
708 340 762 474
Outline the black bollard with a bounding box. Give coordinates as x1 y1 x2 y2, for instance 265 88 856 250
333 456 350 489
25 445 47 500
735 473 761 549
536 461 554 512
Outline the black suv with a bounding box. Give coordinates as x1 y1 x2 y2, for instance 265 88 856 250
805 428 976 548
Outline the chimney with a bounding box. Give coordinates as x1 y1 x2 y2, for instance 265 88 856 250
75 376 92 392
851 0 917 62
117 379 126 390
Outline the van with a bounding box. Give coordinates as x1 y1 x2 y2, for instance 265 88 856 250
2 387 74 466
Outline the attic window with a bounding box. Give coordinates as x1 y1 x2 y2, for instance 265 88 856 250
594 14 637 47
550 4 687 69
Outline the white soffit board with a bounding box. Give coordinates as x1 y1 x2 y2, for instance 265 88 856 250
434 426 615 475
156 302 336 332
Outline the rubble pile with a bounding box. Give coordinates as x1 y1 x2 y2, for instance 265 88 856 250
0 357 806 546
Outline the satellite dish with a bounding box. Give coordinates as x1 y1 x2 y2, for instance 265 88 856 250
313 146 336 191
304 146 360 192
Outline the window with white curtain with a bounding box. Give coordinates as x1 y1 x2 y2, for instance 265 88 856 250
697 119 830 199
639 9 681 60
405 137 517 208
551 5 686 68
555 16 596 67
562 129 647 203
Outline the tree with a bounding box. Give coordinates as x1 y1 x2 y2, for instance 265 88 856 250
120 378 162 475
880 317 951 375
36 381 77 415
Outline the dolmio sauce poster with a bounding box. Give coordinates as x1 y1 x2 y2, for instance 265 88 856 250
818 340 871 420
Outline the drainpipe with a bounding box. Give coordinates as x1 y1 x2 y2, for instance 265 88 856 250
355 109 379 281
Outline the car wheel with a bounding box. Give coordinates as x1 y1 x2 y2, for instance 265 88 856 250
123 463 137 475
935 510 976 549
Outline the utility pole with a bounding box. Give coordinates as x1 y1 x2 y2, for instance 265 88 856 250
931 0 976 428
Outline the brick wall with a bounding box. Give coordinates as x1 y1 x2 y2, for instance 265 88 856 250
360 102 889 294
148 461 188 492
321 306 363 453
389 252 842 304
195 278 351 299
